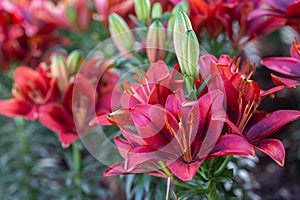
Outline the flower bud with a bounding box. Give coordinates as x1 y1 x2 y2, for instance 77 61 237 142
134 0 150 24
151 2 162 19
167 2 190 36
51 55 69 93
181 30 199 77
66 50 84 75
109 13 134 54
173 11 194 74
146 21 166 63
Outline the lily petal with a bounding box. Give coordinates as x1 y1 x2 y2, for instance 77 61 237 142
271 74 300 88
167 160 203 181
252 138 285 166
104 162 167 178
208 134 255 159
245 110 300 141
262 57 300 78
0 99 36 120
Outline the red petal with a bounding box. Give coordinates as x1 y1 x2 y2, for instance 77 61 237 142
208 134 255 159
167 160 203 181
38 103 75 134
89 114 112 126
58 131 79 148
0 99 36 120
245 110 300 141
271 74 300 88
252 139 285 166
146 61 170 83
104 162 167 178
286 1 300 16
262 57 300 78
130 104 178 150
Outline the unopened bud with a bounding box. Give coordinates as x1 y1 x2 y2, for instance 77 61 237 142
134 0 150 24
109 13 134 54
181 30 199 77
173 11 193 74
151 2 162 19
167 2 190 37
51 55 69 93
146 21 166 63
66 50 84 75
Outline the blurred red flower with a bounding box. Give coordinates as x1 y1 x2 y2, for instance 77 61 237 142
262 37 300 87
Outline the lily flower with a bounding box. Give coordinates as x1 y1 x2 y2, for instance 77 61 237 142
201 54 300 166
248 0 300 34
262 37 300 87
0 64 58 120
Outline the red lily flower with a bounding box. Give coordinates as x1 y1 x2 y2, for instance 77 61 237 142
262 37 300 87
188 0 285 48
0 65 58 120
93 60 255 181
249 0 300 34
0 0 68 70
102 90 234 181
201 54 300 166
38 57 120 148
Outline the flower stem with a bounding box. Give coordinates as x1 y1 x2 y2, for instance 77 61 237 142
72 142 81 185
213 156 232 177
130 50 146 64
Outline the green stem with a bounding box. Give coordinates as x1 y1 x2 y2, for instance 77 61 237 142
207 181 218 200
165 51 173 65
213 156 232 177
72 142 81 185
130 50 146 64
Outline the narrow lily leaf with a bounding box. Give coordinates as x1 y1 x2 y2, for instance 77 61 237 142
252 138 285 166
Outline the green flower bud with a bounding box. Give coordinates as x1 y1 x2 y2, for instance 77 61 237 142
134 0 150 24
173 11 194 74
109 13 134 54
51 55 69 93
146 21 166 63
182 30 199 77
66 50 84 76
167 1 190 36
151 2 162 19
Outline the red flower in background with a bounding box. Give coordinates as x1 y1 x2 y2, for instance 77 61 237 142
30 0 93 31
249 0 300 34
201 54 300 166
262 37 300 87
0 0 68 70
0 65 58 120
188 0 286 48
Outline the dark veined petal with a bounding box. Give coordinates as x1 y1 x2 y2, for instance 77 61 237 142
167 159 203 181
38 103 75 134
252 139 285 166
244 110 300 141
104 162 167 178
130 104 178 150
262 57 300 78
0 99 36 120
271 74 300 88
208 134 255 159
